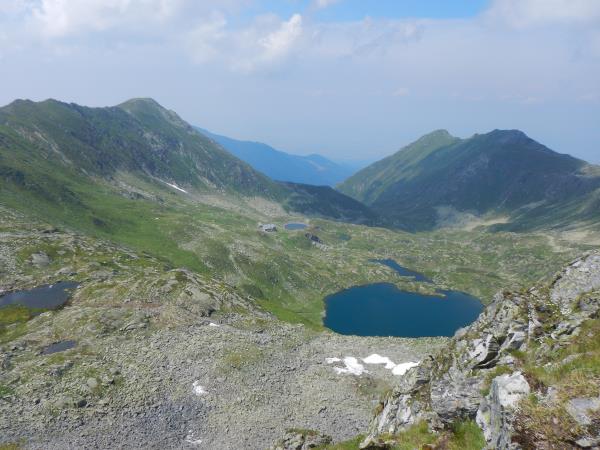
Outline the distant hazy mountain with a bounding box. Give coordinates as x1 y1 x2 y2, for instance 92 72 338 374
197 128 357 186
338 129 600 231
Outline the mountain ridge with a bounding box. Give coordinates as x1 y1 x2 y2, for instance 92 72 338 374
338 128 600 232
0 97 379 232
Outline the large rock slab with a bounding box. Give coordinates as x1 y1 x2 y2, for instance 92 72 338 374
476 372 530 450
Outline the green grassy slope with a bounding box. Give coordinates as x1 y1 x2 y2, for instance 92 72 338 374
0 98 281 196
0 98 378 224
282 182 380 225
338 129 459 204
338 129 600 231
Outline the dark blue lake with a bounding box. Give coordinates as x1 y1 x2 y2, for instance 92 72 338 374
371 259 432 283
285 223 308 230
323 260 483 337
323 283 483 337
0 282 79 310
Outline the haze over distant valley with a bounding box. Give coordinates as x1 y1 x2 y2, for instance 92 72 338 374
197 127 360 186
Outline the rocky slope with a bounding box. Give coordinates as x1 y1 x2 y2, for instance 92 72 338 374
0 209 444 449
359 252 600 449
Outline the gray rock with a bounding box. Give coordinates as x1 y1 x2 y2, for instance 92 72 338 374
576 436 600 448
550 254 600 314
86 378 99 390
30 252 50 267
469 334 500 369
270 430 332 450
56 266 76 276
566 397 600 427
430 371 484 423
476 372 530 450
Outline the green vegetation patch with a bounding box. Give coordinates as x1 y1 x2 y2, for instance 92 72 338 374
218 345 264 372
447 420 486 450
0 305 45 342
320 420 484 450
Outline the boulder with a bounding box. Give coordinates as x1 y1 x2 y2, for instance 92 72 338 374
469 335 500 369
270 430 332 450
566 397 600 427
476 372 530 449
30 252 50 267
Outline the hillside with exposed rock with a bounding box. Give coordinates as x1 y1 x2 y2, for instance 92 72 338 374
336 252 600 449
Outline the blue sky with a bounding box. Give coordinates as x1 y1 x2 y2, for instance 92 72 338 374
0 0 599 163
251 0 490 21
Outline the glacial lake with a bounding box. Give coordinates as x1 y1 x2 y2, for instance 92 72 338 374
371 259 433 283
0 281 79 310
323 261 483 337
284 223 308 230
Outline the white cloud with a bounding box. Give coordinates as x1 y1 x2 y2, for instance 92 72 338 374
30 0 184 37
258 14 303 63
186 13 303 72
0 0 28 15
487 0 600 27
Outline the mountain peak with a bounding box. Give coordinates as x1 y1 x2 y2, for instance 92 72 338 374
117 98 191 131
426 129 452 138
410 129 457 149
118 97 165 112
486 129 528 142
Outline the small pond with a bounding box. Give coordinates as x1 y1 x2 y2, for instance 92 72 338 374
323 260 483 337
0 281 79 310
284 223 308 230
41 340 77 355
371 259 432 283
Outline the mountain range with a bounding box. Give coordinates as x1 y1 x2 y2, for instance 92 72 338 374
0 98 376 228
2 98 599 237
338 129 600 231
1 97 599 450
197 128 358 186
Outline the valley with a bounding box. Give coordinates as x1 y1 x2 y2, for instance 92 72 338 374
2 1 599 448
1 98 599 449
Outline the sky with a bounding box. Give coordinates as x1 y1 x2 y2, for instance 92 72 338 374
1 0 599 163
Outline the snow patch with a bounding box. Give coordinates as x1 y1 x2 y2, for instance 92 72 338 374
363 354 420 375
392 361 420 376
208 322 220 327
327 354 420 377
326 356 367 376
160 179 188 193
192 381 207 396
362 354 396 369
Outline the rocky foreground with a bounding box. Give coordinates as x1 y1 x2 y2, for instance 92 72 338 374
353 252 600 449
0 221 443 449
